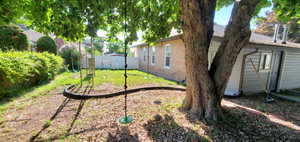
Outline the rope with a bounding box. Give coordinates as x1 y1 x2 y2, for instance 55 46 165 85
123 0 128 119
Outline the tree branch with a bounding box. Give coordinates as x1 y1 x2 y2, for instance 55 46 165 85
209 0 261 95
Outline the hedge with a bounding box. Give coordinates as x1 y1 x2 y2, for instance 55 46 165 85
0 25 29 51
0 51 63 97
36 36 57 54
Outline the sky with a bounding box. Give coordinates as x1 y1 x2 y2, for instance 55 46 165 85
215 4 272 29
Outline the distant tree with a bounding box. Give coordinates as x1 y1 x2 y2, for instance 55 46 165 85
84 46 92 54
93 38 105 54
59 47 80 70
36 36 57 54
0 25 28 51
254 11 281 36
107 42 124 54
254 11 300 43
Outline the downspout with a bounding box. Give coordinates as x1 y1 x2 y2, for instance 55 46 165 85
239 48 259 95
147 44 150 74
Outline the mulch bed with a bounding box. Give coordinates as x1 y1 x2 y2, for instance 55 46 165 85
0 84 299 142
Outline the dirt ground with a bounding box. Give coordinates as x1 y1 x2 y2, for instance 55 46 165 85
0 84 299 142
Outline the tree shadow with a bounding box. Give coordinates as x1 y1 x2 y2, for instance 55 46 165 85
65 83 93 134
226 94 300 127
106 126 140 142
143 114 210 142
0 81 56 110
179 104 300 141
29 83 91 142
29 97 71 142
66 100 86 133
215 106 299 141
33 125 109 142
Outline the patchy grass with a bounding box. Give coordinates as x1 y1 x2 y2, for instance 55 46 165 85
0 70 176 122
43 120 52 128
0 72 80 118
93 70 176 86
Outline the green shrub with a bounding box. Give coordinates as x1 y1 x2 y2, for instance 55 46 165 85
36 36 57 54
0 51 63 97
0 25 29 51
59 47 80 70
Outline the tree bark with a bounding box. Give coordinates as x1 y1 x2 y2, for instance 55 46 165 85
181 0 219 120
180 0 260 121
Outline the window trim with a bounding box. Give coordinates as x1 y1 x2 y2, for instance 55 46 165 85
164 44 172 69
151 46 156 65
259 52 272 72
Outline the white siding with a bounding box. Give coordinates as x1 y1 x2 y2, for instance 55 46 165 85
209 41 243 94
242 50 271 93
226 51 243 94
278 51 300 89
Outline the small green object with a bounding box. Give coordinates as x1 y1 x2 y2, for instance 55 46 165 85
118 115 134 124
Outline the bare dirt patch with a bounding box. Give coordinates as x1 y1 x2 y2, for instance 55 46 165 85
0 84 299 142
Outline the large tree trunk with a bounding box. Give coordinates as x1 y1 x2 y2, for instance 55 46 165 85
180 0 260 121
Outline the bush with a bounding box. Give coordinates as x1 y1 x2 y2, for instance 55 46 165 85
0 51 63 97
0 25 29 51
59 47 80 70
36 36 57 54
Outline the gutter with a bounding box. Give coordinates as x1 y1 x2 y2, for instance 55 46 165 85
239 48 259 95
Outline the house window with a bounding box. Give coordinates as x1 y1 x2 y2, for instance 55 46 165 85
260 53 272 71
151 47 156 65
164 45 172 68
143 47 147 62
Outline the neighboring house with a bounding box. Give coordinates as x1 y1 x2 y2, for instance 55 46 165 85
55 38 64 50
19 24 65 52
133 24 300 95
19 25 44 49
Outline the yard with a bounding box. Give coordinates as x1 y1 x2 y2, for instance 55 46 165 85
0 70 299 142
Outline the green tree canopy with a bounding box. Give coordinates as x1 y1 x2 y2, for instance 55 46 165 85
273 0 300 23
20 0 273 43
1 0 298 44
0 0 29 25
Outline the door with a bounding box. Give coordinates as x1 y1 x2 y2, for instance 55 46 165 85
269 51 283 92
